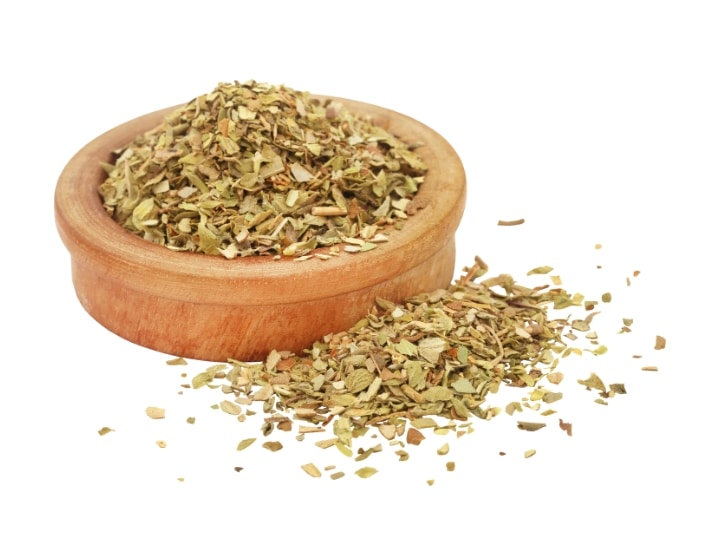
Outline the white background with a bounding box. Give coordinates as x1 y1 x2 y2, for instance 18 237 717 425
2 1 718 538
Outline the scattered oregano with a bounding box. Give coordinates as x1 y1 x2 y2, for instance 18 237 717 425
190 256 618 444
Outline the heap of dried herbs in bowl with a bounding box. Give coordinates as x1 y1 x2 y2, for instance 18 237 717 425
98 81 427 259
55 80 465 360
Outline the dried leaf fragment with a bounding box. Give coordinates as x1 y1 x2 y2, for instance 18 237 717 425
406 428 425 445
542 392 563 404
355 467 378 479
220 400 242 415
654 336 666 350
577 373 606 393
559 419 573 436
301 463 322 478
145 407 165 419
98 427 114 436
237 438 256 451
524 449 536 458
262 441 283 452
517 421 546 432
527 265 554 275
166 357 187 366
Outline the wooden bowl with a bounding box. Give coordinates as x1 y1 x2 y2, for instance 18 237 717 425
55 97 466 361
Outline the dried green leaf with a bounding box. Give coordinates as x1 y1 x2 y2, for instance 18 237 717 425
395 339 418 356
417 337 447 362
355 467 378 479
220 400 242 415
517 421 546 432
542 392 563 404
166 357 187 366
301 463 322 478
411 418 438 429
450 378 476 394
191 371 213 389
237 438 256 451
98 427 114 436
344 368 374 393
527 266 553 275
262 441 283 452
421 386 454 402
578 372 606 392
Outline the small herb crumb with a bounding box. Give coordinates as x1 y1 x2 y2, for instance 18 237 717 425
497 218 525 226
98 427 114 436
145 407 165 419
262 441 283 452
559 419 573 436
524 449 536 459
654 335 667 350
355 467 378 478
166 357 187 366
446 462 456 472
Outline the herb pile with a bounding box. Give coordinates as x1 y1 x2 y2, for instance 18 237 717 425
99 254 664 480
98 81 426 259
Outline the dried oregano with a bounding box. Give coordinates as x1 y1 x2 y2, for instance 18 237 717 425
192 256 611 443
99 81 426 258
